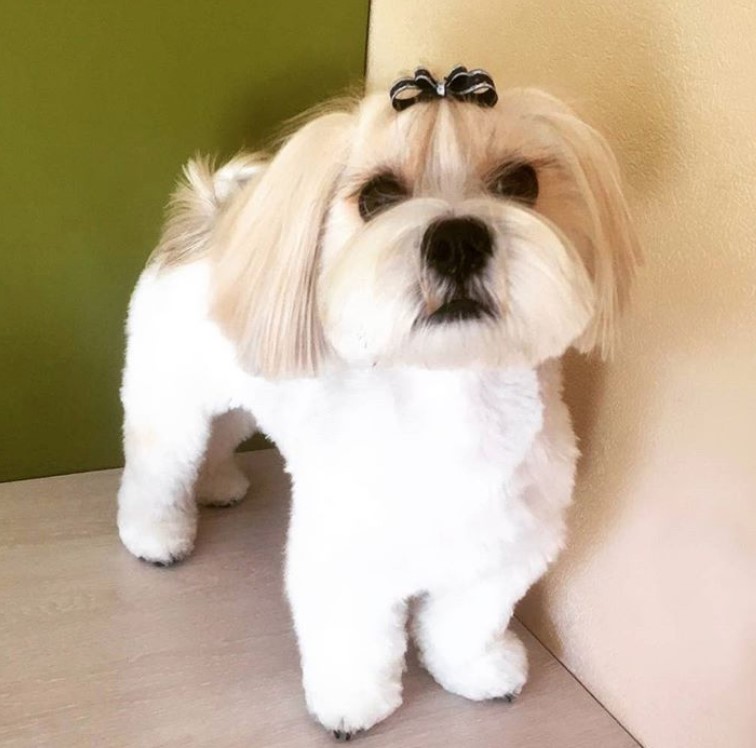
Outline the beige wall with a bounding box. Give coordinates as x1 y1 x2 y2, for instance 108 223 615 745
368 2 756 747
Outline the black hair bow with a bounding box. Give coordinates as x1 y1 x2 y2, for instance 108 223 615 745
389 65 498 112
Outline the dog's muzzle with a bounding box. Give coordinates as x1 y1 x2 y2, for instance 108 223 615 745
422 217 492 282
421 217 495 324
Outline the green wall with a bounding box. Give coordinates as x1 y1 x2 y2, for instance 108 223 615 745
0 1 369 482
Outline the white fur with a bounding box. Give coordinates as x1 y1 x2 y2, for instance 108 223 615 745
118 85 638 736
118 258 576 729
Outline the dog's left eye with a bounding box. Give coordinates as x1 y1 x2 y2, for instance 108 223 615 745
357 174 408 221
489 162 539 205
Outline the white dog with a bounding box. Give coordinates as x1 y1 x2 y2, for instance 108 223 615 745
117 67 639 739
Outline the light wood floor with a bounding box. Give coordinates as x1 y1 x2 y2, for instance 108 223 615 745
0 449 638 747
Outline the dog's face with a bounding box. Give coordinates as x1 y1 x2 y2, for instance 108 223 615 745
212 88 640 376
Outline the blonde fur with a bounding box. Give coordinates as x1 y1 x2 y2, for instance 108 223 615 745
211 112 355 376
149 153 265 268
146 88 639 374
523 91 641 356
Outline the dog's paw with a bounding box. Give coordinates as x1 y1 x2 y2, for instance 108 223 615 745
429 629 528 701
306 676 402 737
196 460 250 507
118 508 196 566
332 729 356 742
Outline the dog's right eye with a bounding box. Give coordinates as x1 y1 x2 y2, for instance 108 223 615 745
357 174 408 221
488 162 539 205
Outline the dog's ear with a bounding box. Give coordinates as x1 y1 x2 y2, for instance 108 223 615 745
529 94 642 358
211 111 354 377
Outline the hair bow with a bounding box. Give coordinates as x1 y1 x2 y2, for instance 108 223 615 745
389 65 498 112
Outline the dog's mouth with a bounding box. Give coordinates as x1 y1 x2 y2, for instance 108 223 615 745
426 297 493 325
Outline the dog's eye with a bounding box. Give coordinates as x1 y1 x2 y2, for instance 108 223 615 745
489 163 539 205
357 174 408 221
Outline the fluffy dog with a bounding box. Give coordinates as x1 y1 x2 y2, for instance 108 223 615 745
117 67 639 738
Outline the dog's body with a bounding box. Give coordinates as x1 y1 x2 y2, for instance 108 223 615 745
121 256 575 728
118 80 639 737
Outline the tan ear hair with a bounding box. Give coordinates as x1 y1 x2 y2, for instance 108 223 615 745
534 96 642 357
211 110 354 377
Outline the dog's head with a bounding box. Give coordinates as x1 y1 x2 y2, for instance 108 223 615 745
212 77 640 376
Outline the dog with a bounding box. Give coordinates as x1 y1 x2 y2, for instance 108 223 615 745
117 66 640 739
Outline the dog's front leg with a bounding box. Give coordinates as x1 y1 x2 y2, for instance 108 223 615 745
412 570 530 702
286 546 407 738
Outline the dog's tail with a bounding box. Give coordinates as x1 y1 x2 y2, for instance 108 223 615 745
148 152 266 268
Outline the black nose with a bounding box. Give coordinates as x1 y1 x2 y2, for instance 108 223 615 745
422 218 493 281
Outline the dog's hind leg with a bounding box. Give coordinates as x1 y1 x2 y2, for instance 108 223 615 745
196 408 257 507
117 392 211 567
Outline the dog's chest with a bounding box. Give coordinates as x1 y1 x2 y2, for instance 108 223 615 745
245 367 565 589
254 367 544 504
